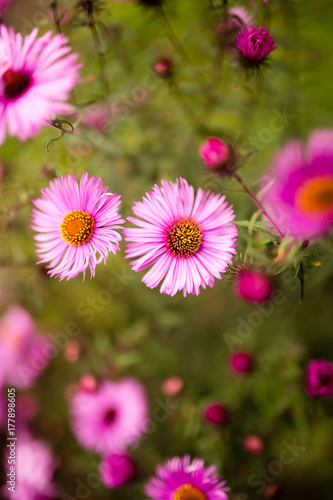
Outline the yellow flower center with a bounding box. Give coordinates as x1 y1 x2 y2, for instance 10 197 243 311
167 217 203 257
295 177 333 214
60 210 94 245
173 484 207 500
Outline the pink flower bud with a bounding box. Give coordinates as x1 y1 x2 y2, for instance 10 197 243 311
79 374 98 393
230 351 253 373
64 340 81 363
243 434 264 455
100 453 136 488
199 138 231 169
153 57 174 78
236 270 273 303
161 376 183 396
204 403 228 425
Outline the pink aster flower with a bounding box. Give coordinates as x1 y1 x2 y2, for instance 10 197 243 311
236 26 277 68
100 453 136 488
31 173 124 281
261 130 333 239
0 26 80 145
145 455 229 500
307 360 333 398
124 178 238 297
0 306 50 389
3 432 59 500
70 378 148 454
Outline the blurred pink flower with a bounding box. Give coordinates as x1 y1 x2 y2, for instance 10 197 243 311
236 26 277 67
0 306 50 389
146 455 229 500
70 378 149 454
100 453 136 488
124 178 238 297
4 432 59 500
31 173 124 281
204 403 228 425
0 0 12 15
230 351 253 373
261 130 333 239
161 376 183 396
307 360 333 398
64 340 81 363
0 26 81 145
79 374 98 392
80 101 115 131
243 435 264 455
236 270 273 303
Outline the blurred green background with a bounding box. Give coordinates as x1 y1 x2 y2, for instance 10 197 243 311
1 0 333 498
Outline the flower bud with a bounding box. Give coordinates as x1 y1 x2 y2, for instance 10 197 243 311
204 403 228 425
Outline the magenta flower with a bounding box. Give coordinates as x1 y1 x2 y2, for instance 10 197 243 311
230 351 253 373
31 173 124 281
236 269 273 303
204 403 228 425
0 306 50 389
250 0 267 8
100 453 136 488
3 432 59 500
261 130 333 239
0 26 81 145
145 455 229 500
199 138 231 170
236 26 277 67
307 360 333 398
70 378 148 454
124 178 238 297
243 435 264 455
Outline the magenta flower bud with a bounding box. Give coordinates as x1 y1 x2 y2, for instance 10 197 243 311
199 138 231 169
236 269 273 303
230 351 253 373
236 26 277 68
153 57 174 78
161 376 183 396
243 434 264 455
307 360 333 398
100 453 136 488
79 374 98 393
204 403 228 425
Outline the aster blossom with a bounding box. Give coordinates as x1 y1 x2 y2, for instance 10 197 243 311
307 360 333 398
145 455 229 500
236 26 277 67
0 26 80 145
70 378 148 454
261 129 333 239
31 173 124 281
124 178 238 297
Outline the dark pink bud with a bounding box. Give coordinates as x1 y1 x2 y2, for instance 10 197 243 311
236 270 273 303
79 374 98 393
199 137 231 169
307 359 333 398
230 351 253 373
161 376 183 396
243 434 264 455
99 453 136 488
204 403 228 425
153 57 174 78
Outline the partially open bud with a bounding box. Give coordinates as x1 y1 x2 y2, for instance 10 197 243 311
236 269 273 303
199 137 237 177
153 57 174 78
204 403 228 425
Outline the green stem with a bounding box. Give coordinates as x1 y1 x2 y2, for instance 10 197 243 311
88 13 110 95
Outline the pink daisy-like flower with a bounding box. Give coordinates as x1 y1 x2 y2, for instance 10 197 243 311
124 178 238 297
261 130 333 239
3 432 59 500
31 173 124 281
0 26 81 145
145 455 229 500
307 360 333 398
70 378 148 454
236 26 277 68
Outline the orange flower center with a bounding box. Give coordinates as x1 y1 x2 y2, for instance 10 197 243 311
295 177 333 214
167 217 203 257
60 210 94 245
173 484 207 500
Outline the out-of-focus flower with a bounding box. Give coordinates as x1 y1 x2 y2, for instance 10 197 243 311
153 57 174 78
0 306 50 389
0 0 12 15
215 6 254 48
3 432 59 500
0 26 81 145
145 455 229 500
243 435 264 455
204 403 228 425
261 130 333 239
124 178 238 297
236 26 277 68
79 374 98 392
80 101 115 131
70 378 148 454
16 394 39 424
31 173 124 281
265 484 282 499
161 376 183 396
236 269 273 303
99 453 136 488
230 351 253 373
307 360 333 398
64 340 81 363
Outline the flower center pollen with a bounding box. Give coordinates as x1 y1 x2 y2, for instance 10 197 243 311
167 217 203 257
296 177 333 214
173 484 207 500
60 210 94 245
2 69 32 99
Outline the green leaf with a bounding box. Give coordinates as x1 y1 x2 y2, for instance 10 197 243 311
235 220 278 239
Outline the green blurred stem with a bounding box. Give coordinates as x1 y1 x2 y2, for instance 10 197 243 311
168 78 202 133
50 1 62 34
88 13 110 95
232 173 284 238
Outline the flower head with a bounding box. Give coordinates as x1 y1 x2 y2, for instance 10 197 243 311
204 403 228 425
70 378 148 454
261 130 333 239
3 432 59 500
153 57 174 78
236 269 273 303
31 173 124 281
145 455 229 500
307 360 333 398
243 435 264 455
0 26 80 145
100 453 136 488
124 178 238 297
236 26 277 68
199 138 233 172
230 351 253 373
